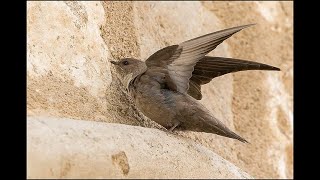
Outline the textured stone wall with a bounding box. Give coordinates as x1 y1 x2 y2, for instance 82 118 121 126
27 1 293 178
27 116 253 179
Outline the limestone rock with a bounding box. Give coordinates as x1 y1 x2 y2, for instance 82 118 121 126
27 116 253 179
27 1 293 178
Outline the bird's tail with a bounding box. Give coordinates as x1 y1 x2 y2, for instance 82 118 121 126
199 115 249 143
222 128 249 143
180 100 249 143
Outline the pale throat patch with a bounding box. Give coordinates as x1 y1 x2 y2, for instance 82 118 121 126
124 72 134 90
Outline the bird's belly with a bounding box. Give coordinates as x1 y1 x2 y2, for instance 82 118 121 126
131 88 177 129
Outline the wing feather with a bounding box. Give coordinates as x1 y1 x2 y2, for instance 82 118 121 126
145 24 256 94
187 56 280 99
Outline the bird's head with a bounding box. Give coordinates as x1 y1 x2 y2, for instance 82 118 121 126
110 58 147 90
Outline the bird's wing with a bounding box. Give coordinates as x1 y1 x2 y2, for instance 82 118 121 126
187 56 280 100
145 24 254 93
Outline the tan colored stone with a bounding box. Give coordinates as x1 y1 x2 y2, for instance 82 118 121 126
200 2 293 178
27 116 253 179
27 1 293 178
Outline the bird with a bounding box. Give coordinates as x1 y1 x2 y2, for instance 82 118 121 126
110 24 280 143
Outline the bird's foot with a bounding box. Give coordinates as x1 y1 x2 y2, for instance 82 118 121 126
168 122 180 132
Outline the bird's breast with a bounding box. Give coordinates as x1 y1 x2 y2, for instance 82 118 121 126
129 73 178 128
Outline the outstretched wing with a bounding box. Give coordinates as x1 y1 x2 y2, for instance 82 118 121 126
145 24 255 93
187 56 280 100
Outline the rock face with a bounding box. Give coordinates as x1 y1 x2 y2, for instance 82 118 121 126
27 116 253 179
27 1 293 179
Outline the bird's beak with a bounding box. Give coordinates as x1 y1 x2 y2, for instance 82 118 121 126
110 61 118 65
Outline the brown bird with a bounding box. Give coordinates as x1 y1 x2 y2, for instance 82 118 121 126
110 24 280 143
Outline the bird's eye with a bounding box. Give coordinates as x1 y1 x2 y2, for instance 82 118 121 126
122 61 129 65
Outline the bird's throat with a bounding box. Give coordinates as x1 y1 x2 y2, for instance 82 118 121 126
123 73 134 91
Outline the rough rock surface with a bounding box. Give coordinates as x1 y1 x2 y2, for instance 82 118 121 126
27 116 253 179
27 1 293 178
